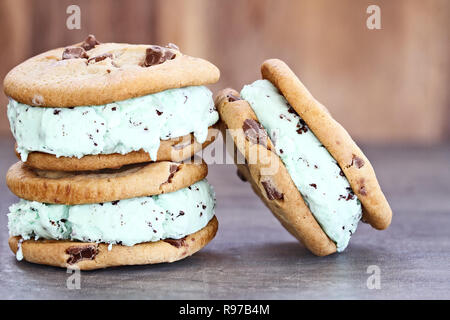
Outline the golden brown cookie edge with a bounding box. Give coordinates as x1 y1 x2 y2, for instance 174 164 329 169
18 126 219 171
6 159 208 205
4 44 220 107
260 59 392 230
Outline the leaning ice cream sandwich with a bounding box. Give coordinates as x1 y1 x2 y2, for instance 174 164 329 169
7 160 217 270
4 35 220 171
215 59 392 256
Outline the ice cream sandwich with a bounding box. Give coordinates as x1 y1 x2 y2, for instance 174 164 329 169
7 160 217 270
215 59 392 256
4 35 220 171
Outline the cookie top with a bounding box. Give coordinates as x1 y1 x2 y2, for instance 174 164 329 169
4 35 220 107
215 88 337 256
6 159 208 205
8 216 218 270
261 59 392 230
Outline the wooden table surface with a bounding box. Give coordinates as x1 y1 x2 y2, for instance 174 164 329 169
0 137 449 299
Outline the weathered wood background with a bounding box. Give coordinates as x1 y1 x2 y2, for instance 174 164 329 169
0 0 449 143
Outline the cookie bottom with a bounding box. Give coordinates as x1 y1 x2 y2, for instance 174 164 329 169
8 216 218 270
18 126 218 172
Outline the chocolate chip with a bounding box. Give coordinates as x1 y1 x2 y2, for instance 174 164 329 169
80 34 100 51
66 245 98 264
287 106 296 114
339 187 355 201
170 164 178 173
167 164 179 183
179 210 185 216
261 180 284 200
296 119 308 134
143 46 176 67
309 183 317 189
87 53 112 63
111 200 120 205
280 113 292 122
243 119 267 147
351 154 365 169
53 109 61 115
236 169 248 182
359 186 367 196
62 47 88 60
202 205 207 210
156 110 163 116
164 237 187 248
227 94 241 102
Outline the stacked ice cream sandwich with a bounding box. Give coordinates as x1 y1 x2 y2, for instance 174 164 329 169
4 35 219 270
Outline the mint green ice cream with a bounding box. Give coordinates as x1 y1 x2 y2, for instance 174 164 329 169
241 80 361 252
8 86 218 162
8 180 215 246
